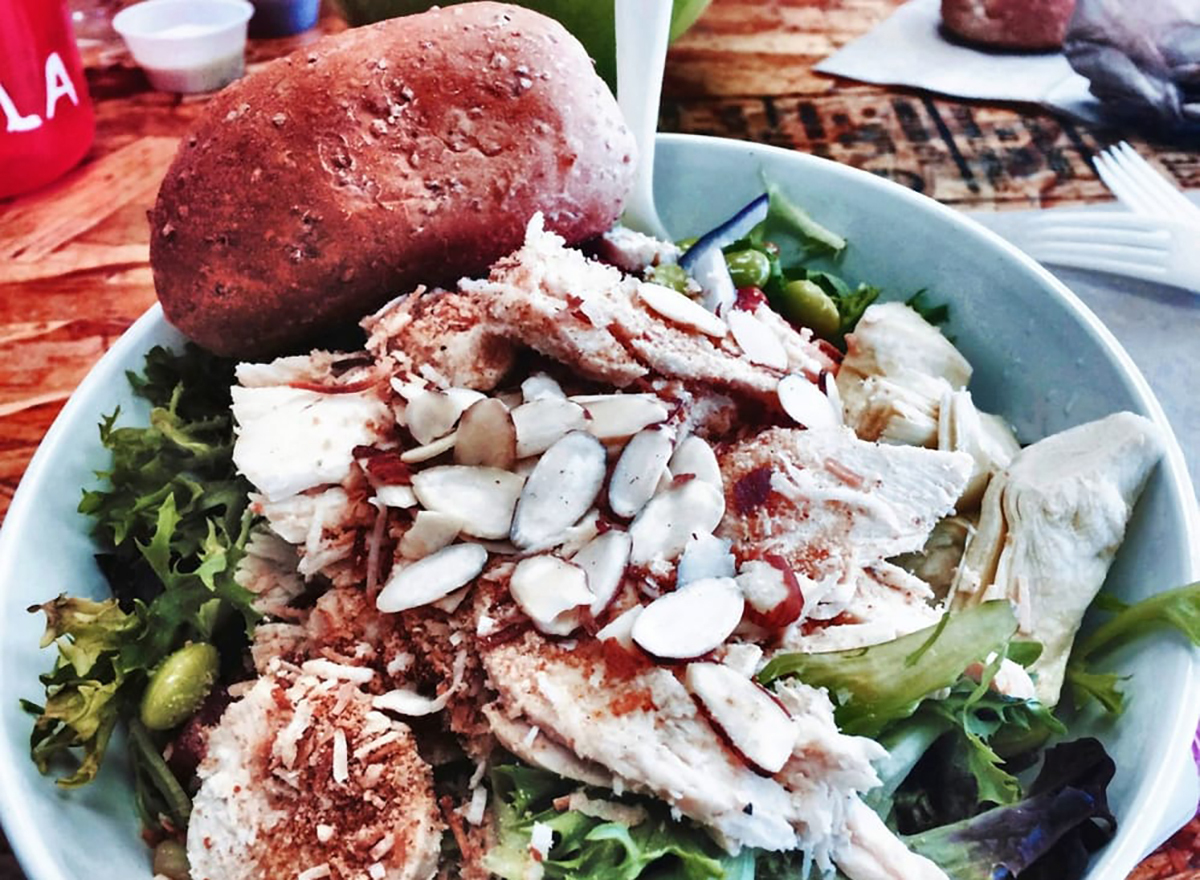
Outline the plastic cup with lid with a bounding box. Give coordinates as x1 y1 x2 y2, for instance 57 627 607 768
112 0 254 94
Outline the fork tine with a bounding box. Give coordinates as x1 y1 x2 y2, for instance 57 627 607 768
1094 153 1159 215
1108 145 1179 216
1029 250 1170 278
1026 211 1161 231
1034 227 1169 250
1027 241 1167 264
1111 142 1200 222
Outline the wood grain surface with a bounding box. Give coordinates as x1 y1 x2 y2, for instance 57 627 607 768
0 0 1196 877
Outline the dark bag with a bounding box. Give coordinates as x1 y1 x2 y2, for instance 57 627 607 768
1064 0 1200 132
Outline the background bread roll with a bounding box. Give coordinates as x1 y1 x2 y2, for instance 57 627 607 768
150 2 635 357
941 0 1077 50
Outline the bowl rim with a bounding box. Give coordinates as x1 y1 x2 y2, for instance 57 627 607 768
0 132 1196 880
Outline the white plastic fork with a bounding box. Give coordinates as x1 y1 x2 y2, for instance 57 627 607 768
1093 142 1200 229
615 0 673 240
1014 211 1200 293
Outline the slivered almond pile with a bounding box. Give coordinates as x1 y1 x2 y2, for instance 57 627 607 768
373 367 838 644
364 360 840 772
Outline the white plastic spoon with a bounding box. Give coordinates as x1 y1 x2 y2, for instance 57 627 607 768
615 0 673 240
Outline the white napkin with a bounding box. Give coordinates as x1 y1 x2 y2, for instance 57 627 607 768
817 0 1104 123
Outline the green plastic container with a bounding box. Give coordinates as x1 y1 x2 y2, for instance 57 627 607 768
331 0 711 89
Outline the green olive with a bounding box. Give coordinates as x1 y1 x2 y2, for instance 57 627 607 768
139 642 219 731
724 249 771 289
152 839 191 880
648 262 691 294
778 279 841 339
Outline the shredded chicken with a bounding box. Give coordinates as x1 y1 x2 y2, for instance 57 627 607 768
717 426 972 618
460 215 833 397
480 629 885 869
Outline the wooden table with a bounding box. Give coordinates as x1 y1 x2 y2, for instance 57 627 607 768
0 1 1196 878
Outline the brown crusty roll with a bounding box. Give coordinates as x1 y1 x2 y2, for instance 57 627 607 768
150 2 636 357
941 0 1077 50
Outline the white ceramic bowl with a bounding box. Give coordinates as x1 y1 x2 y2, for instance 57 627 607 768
113 0 254 93
0 134 1196 879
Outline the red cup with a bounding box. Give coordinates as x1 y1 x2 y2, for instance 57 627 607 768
0 0 96 200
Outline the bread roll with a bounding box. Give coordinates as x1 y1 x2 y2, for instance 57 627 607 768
150 2 635 357
941 0 1077 50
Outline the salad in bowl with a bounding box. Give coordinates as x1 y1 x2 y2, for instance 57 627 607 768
7 177 1198 880
0 5 1197 880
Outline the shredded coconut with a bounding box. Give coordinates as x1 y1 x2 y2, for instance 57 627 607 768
466 784 488 826
332 729 349 784
301 658 377 684
386 651 415 676
273 698 314 770
369 833 395 861
354 730 403 761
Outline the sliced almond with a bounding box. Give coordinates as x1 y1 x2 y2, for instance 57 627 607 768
401 431 458 463
389 376 425 401
677 534 735 587
736 558 805 631
631 577 744 660
513 456 540 478
376 542 488 613
637 281 727 338
510 432 606 550
375 485 418 509
685 661 797 775
572 530 632 616
411 466 525 539
431 585 472 613
818 370 845 426
511 398 589 458
667 435 722 488
777 374 839 430
572 394 669 441
521 373 566 402
558 508 601 558
406 388 485 445
495 390 523 411
399 510 462 560
655 467 674 495
629 478 726 565
609 428 674 518
475 539 520 556
509 555 595 636
596 605 643 650
727 309 788 370
455 398 517 470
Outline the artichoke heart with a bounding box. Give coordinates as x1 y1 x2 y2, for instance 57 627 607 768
948 412 1164 706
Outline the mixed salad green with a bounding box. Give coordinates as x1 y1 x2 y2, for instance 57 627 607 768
22 346 258 824
21 190 1200 879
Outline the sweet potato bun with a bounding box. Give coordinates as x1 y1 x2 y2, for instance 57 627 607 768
941 0 1077 50
149 2 636 357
